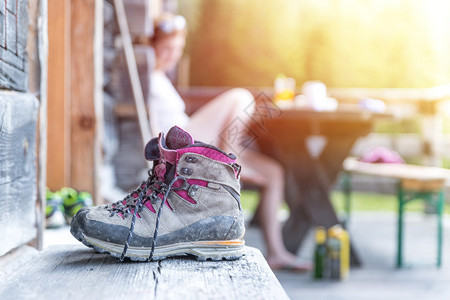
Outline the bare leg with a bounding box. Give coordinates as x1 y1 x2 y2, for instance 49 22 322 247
239 150 311 270
185 88 254 155
185 88 310 270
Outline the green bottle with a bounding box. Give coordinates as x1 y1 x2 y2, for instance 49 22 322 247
313 226 327 279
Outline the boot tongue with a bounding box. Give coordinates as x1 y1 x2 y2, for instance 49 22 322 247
144 127 194 182
165 126 194 149
157 126 193 182
144 137 160 161
144 126 193 162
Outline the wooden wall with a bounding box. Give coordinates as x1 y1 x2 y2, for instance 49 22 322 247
0 0 41 256
0 0 28 91
47 0 70 191
106 0 161 192
47 0 163 199
47 0 103 202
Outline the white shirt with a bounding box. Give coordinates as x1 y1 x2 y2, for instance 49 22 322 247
149 71 189 134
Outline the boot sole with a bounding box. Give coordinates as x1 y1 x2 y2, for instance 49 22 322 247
81 233 245 262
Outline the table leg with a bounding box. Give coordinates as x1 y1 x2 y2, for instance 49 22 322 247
318 136 359 186
254 125 367 266
276 137 362 266
397 183 405 268
437 189 444 267
280 143 339 245
282 169 312 253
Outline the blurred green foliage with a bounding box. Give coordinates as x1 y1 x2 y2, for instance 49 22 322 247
179 0 450 88
241 190 450 214
373 118 421 134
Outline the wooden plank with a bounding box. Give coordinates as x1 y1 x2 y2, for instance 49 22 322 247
113 119 148 191
0 92 39 256
70 0 101 197
343 157 450 182
37 0 49 251
47 0 70 190
114 0 155 145
0 245 288 299
344 157 450 194
0 0 28 91
0 246 39 279
27 0 40 95
93 0 104 204
27 0 48 250
109 46 152 106
122 0 152 37
156 247 288 299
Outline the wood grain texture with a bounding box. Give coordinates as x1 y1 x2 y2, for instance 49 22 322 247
123 0 152 37
0 0 28 91
0 245 39 280
0 92 39 256
0 245 288 300
27 0 46 250
47 0 70 190
94 0 104 204
114 0 154 143
36 0 49 250
109 46 152 106
70 0 98 195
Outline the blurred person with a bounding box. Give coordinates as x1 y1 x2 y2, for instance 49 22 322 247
148 13 310 271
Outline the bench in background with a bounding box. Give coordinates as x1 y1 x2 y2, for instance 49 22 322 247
342 157 449 268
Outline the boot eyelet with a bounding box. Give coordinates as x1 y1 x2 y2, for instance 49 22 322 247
188 184 199 197
181 168 194 175
185 156 198 163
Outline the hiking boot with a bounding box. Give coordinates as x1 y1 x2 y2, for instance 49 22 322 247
70 126 245 262
60 187 93 223
45 189 66 229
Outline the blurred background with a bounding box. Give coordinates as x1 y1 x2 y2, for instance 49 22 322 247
180 0 450 88
2 0 450 298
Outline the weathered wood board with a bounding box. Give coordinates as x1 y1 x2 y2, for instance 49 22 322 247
46 0 70 190
113 118 148 191
123 0 153 37
109 45 153 191
0 0 29 91
109 45 153 104
0 245 288 299
0 91 39 256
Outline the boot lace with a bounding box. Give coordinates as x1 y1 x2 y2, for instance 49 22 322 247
107 169 156 218
107 168 187 262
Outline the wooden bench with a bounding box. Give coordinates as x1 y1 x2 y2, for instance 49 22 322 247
342 157 449 268
0 245 288 299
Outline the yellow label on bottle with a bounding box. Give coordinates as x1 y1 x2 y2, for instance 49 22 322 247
327 225 350 280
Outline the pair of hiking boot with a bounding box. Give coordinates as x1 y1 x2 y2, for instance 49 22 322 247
46 188 93 228
70 126 246 262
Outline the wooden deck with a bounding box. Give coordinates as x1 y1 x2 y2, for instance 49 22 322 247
268 212 450 299
0 245 287 300
16 211 450 300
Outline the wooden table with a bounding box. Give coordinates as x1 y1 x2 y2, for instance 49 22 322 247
252 106 390 266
